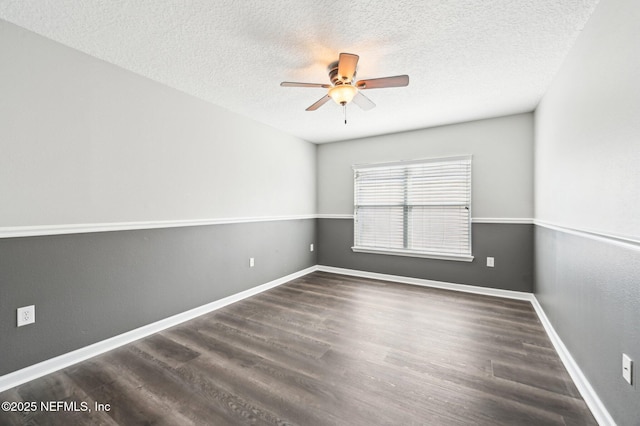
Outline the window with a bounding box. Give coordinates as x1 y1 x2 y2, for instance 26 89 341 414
352 156 473 261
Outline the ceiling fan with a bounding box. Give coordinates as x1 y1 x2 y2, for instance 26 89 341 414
280 52 409 121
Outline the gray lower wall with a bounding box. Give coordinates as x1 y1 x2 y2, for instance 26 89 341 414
534 225 640 425
8 218 638 424
0 219 316 376
318 218 533 292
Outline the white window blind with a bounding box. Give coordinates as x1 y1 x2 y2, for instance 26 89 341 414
353 156 473 261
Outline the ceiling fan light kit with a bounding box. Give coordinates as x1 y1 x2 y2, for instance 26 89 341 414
328 84 357 105
281 52 409 122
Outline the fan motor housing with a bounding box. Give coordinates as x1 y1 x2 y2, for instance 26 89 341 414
328 60 356 85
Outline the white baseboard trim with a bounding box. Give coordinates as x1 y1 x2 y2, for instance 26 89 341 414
317 265 614 425
529 298 616 426
316 265 535 301
0 264 614 426
0 266 318 393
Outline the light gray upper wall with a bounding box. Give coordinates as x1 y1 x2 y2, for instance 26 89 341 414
0 20 316 227
534 0 640 240
317 113 534 218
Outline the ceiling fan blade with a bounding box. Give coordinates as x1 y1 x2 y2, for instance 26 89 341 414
306 95 331 111
356 75 409 89
352 92 376 111
281 82 331 88
338 53 359 82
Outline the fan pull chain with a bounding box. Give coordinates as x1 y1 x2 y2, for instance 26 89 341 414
343 104 347 125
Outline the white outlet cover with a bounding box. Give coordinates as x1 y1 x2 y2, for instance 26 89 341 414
623 354 633 385
249 257 255 267
487 257 495 267
17 305 35 327
310 244 314 252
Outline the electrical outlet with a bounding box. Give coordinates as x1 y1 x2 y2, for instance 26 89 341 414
249 257 255 268
310 243 314 252
623 354 633 385
17 305 35 327
487 257 495 267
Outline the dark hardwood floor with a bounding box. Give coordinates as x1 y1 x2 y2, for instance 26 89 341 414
0 271 597 425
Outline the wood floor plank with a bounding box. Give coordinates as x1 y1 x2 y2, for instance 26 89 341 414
491 359 583 398
165 327 346 425
64 355 194 425
210 311 332 358
0 272 597 425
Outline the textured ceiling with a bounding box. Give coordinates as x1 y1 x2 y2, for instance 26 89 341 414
0 0 599 143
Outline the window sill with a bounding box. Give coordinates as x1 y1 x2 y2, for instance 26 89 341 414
351 246 474 262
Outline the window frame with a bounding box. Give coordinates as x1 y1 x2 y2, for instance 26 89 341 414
351 155 474 262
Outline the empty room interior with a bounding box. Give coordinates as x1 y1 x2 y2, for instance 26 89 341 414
0 0 638 425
